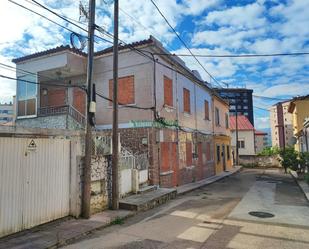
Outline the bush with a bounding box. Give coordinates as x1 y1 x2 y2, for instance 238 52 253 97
279 147 299 173
304 173 309 184
299 152 309 173
258 146 280 156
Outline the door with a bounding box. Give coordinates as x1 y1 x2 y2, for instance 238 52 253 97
0 137 70 238
222 144 226 171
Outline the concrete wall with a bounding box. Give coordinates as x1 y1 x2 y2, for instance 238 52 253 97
239 155 281 168
231 130 255 155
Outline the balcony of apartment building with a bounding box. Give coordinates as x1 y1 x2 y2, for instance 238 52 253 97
14 46 87 129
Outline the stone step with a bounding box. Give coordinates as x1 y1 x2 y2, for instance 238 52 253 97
137 185 157 194
119 188 177 211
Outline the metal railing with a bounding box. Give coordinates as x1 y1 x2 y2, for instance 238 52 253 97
38 105 85 126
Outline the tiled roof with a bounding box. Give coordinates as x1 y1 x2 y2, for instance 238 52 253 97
12 38 155 64
255 130 267 135
94 38 154 56
12 45 87 63
229 115 254 131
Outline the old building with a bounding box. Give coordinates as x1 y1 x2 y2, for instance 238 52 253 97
212 94 232 173
214 88 254 126
0 102 14 124
230 115 255 156
12 36 230 188
254 130 268 154
288 95 309 151
269 100 294 148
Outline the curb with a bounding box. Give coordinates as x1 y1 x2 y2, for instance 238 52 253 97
176 166 242 196
290 170 309 203
52 212 135 249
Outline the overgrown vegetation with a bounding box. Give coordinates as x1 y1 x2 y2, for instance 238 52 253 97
258 146 280 156
279 147 299 173
111 216 125 225
304 173 309 184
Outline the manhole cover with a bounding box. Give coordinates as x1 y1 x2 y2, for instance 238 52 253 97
249 211 274 218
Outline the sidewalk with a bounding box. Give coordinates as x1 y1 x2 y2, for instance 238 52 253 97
290 170 309 202
0 210 133 249
176 166 242 195
0 166 242 249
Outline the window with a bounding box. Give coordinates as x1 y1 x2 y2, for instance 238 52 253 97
227 145 230 160
109 75 135 105
225 113 229 128
243 106 248 110
183 88 191 113
204 100 209 120
215 107 220 126
244 112 248 116
186 142 192 166
216 145 220 163
237 140 245 149
206 142 211 161
163 76 173 107
17 74 37 117
230 105 236 110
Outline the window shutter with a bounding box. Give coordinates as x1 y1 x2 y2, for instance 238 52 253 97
164 76 173 107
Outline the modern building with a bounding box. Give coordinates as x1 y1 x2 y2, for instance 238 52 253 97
214 88 254 126
230 115 255 156
12 36 231 188
254 130 268 154
0 102 14 124
212 94 232 173
288 95 309 152
269 100 294 148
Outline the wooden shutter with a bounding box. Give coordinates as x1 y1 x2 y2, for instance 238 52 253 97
183 88 190 113
205 100 209 120
164 76 173 107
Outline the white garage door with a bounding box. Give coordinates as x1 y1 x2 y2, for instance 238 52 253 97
0 137 70 238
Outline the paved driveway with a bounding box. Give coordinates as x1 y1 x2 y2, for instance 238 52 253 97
63 169 309 249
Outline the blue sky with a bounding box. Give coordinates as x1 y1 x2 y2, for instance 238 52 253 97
0 0 308 129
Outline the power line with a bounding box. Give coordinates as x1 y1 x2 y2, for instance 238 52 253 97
9 0 88 41
152 52 309 58
254 106 270 112
149 0 225 88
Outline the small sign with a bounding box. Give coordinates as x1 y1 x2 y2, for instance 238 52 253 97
27 139 37 151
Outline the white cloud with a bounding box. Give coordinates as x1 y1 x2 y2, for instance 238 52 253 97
202 2 266 29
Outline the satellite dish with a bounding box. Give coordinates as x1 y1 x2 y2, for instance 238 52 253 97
70 32 86 51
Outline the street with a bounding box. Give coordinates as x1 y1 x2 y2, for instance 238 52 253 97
63 168 309 249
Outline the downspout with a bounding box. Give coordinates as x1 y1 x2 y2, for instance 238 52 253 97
175 66 180 186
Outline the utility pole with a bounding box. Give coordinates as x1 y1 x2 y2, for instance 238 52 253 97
235 104 239 166
82 0 96 219
112 0 119 210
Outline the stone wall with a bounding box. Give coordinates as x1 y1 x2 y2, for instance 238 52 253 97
239 155 281 168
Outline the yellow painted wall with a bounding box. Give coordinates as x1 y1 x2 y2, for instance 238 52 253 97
292 100 309 151
214 135 232 174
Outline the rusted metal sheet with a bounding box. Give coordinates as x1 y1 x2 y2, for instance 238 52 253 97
0 137 70 238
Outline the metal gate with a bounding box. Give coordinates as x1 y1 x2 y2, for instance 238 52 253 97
0 137 70 238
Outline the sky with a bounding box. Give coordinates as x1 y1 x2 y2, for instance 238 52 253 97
0 0 308 130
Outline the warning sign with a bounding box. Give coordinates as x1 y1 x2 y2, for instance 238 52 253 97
27 139 37 151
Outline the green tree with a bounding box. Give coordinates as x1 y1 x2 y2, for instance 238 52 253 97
299 152 309 173
279 147 299 173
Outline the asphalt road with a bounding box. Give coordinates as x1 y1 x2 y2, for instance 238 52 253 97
63 168 309 249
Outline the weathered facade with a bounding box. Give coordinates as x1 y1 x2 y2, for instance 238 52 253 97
12 36 231 188
212 94 232 173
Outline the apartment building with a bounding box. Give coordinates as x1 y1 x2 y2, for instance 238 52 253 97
0 102 14 124
287 95 309 151
13 36 229 187
254 130 268 154
214 88 254 126
269 100 294 148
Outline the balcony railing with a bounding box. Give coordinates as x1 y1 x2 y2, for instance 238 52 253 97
38 105 85 126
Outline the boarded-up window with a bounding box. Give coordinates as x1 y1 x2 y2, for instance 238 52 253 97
186 142 192 166
161 142 170 172
164 76 173 107
109 75 135 105
183 88 190 113
73 88 86 114
206 142 211 161
205 100 209 120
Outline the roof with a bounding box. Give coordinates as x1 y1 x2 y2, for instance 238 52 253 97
288 95 309 113
12 45 87 63
229 115 254 131
255 130 267 135
12 38 154 64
